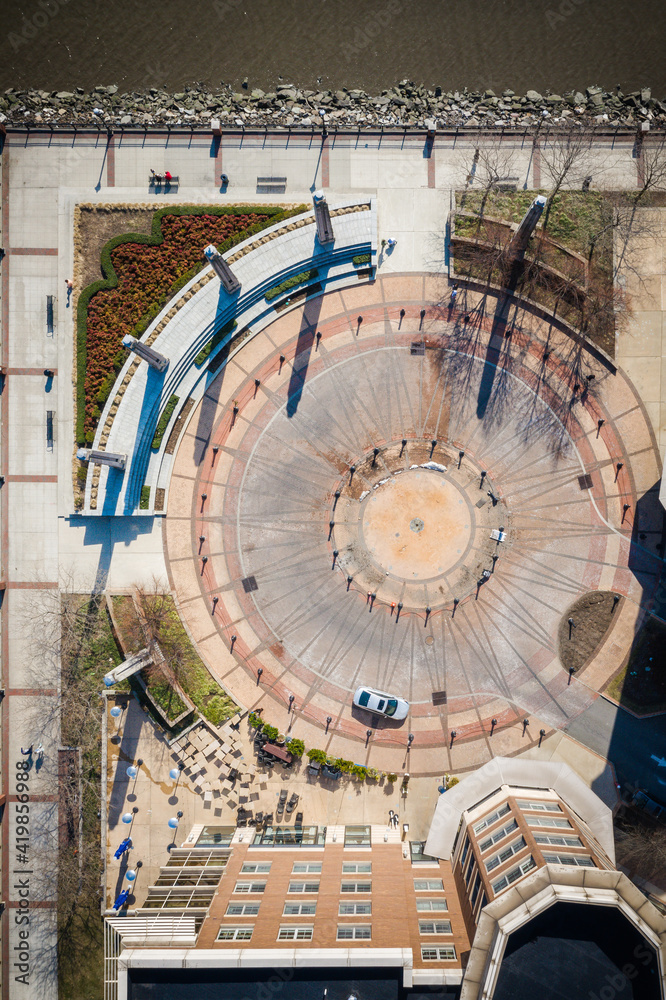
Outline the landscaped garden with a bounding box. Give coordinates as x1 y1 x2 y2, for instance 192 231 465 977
451 189 619 356
76 204 304 447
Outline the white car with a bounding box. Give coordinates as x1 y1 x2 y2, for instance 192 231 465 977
353 686 409 721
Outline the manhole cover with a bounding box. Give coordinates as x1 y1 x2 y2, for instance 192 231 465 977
425 635 434 646
410 517 425 533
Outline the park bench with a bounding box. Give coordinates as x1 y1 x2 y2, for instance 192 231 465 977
256 176 287 193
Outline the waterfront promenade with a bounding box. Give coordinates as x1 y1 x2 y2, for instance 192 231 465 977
0 125 663 1000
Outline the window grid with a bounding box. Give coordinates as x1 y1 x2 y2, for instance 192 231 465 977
341 880 372 893
277 926 313 941
217 926 253 941
225 903 260 916
344 825 371 846
543 853 595 867
287 881 319 894
473 803 511 834
421 946 456 961
485 837 527 873
233 881 266 894
283 902 317 915
416 898 448 911
339 902 372 915
419 921 452 935
414 879 444 891
479 819 518 853
492 857 536 895
342 862 372 874
516 799 561 813
526 815 572 829
534 834 582 848
291 862 322 874
240 862 272 874
337 925 372 940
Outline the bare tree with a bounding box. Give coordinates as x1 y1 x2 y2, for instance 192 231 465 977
613 131 666 280
539 124 596 229
458 133 519 227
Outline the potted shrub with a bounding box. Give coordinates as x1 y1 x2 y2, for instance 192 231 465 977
352 764 368 782
287 738 305 758
307 748 327 763
263 724 278 742
276 732 286 746
366 767 379 781
248 711 263 730
386 772 398 784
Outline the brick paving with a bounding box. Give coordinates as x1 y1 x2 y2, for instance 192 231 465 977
165 274 662 775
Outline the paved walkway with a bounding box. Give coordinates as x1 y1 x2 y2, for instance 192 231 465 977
164 272 662 774
0 125 658 999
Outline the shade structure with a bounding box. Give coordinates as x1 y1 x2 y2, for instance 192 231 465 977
126 765 138 779
121 813 133 824
110 706 122 718
169 768 180 780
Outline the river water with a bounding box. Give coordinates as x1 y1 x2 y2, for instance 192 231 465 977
1 0 665 98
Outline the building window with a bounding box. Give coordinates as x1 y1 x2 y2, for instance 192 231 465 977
416 898 448 911
516 799 561 813
485 837 527 873
225 903 260 916
233 881 266 894
479 819 518 853
197 826 235 847
419 921 452 935
470 873 482 908
342 862 372 873
341 880 372 893
217 926 253 941
253 825 325 847
534 834 582 848
421 946 456 961
410 841 439 864
460 837 470 866
526 815 572 829
345 825 371 846
492 856 536 894
240 862 272 874
543 853 595 867
465 860 476 888
337 926 371 940
414 879 444 891
292 862 322 874
339 902 372 915
473 803 511 834
277 926 313 941
288 881 319 893
283 902 317 915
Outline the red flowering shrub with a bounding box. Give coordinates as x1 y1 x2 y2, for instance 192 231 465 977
78 206 301 443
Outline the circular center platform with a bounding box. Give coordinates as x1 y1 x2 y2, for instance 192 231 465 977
360 470 472 580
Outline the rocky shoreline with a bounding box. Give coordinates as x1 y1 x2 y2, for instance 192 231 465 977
1 81 665 130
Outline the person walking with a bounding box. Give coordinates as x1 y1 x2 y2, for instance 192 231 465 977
387 237 397 248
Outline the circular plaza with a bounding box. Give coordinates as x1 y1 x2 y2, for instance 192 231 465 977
164 273 663 773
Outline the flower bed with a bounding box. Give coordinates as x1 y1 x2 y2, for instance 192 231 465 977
76 205 301 445
151 394 180 450
265 268 319 302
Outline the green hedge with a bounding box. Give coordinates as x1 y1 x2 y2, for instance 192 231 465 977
76 204 308 445
194 319 238 366
352 253 371 265
139 485 151 509
151 394 180 450
265 268 319 302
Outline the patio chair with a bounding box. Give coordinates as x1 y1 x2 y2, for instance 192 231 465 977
286 794 299 815
295 812 303 825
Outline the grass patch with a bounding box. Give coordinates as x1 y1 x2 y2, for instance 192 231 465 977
606 616 666 713
151 394 180 450
558 591 621 674
265 268 319 301
140 485 151 509
142 668 189 721
136 591 238 726
194 318 237 366
58 595 124 1000
352 253 371 265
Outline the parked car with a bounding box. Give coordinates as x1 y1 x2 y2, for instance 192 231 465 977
353 685 409 721
632 789 666 822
